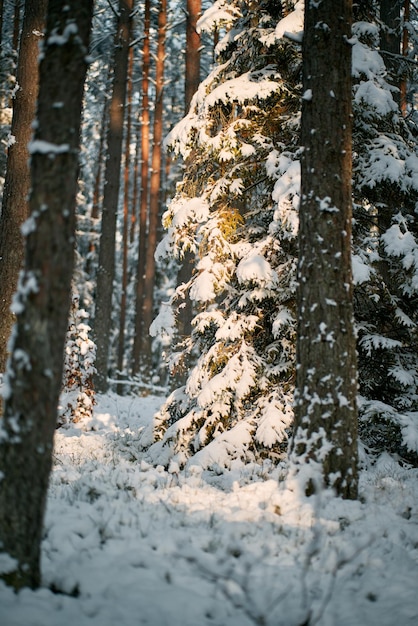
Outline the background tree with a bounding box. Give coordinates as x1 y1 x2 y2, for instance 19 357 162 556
139 0 167 376
0 0 47 373
0 0 94 589
94 0 134 393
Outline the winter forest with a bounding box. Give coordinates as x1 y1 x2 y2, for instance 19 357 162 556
1 0 418 624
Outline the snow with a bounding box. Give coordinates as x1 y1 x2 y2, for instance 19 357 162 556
1 392 418 626
29 140 70 155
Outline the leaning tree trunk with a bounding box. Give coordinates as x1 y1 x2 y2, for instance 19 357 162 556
0 0 93 590
0 0 47 373
291 0 358 499
94 0 134 393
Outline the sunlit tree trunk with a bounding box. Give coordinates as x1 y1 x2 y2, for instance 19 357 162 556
132 0 151 375
291 0 358 499
141 0 167 375
0 0 93 589
94 0 134 393
0 0 47 374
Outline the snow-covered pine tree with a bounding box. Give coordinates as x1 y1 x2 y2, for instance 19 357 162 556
351 6 418 464
150 0 418 471
59 293 96 426
148 0 303 469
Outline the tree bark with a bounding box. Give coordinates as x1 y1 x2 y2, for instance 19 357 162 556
0 0 93 589
172 0 201 385
379 0 401 106
291 0 358 499
117 42 134 379
94 0 134 393
0 0 47 374
132 0 151 375
140 0 167 375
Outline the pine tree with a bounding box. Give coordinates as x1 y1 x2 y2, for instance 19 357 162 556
148 0 301 468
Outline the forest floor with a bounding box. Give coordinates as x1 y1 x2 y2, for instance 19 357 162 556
1 392 418 626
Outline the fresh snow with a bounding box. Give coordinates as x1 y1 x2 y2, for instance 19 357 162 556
1 392 418 626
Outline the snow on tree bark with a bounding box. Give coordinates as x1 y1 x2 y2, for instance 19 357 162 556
291 0 359 499
0 0 94 589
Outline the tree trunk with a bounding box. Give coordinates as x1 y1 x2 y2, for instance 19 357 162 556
172 0 201 385
117 42 134 379
140 0 166 375
291 0 358 499
94 0 134 393
0 0 93 589
185 0 201 113
400 0 410 116
12 0 20 56
379 0 401 106
0 0 47 374
132 0 151 375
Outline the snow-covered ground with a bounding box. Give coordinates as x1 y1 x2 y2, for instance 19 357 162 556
1 392 418 626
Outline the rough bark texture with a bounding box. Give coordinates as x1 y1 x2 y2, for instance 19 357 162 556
141 0 166 374
291 0 358 499
0 0 47 373
94 0 133 392
132 0 150 375
0 0 93 589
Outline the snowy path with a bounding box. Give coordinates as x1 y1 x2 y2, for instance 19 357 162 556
1 393 418 626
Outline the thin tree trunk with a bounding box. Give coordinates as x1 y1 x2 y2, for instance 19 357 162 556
140 0 167 375
12 0 20 56
380 0 401 106
117 42 134 379
0 0 47 373
0 0 4 58
0 0 93 589
291 0 358 500
132 0 150 375
130 111 140 244
94 0 134 393
92 89 110 220
400 0 410 116
185 0 201 113
172 0 201 385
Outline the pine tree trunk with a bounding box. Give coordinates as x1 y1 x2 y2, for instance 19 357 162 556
94 0 134 393
141 0 166 376
379 0 401 106
0 0 47 374
12 0 20 55
117 43 134 379
132 0 151 375
172 0 201 385
400 0 410 116
291 0 358 499
0 0 93 589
